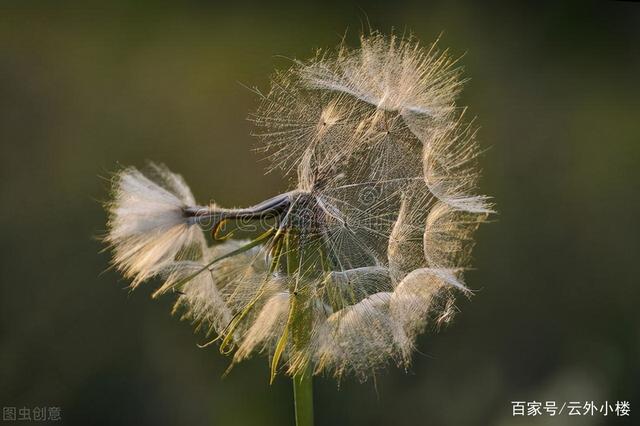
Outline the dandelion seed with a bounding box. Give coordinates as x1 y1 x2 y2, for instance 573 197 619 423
105 163 205 287
103 30 492 424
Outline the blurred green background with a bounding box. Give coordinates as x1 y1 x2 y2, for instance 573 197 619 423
1 1 638 425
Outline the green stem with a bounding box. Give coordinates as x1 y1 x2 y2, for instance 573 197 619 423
293 366 314 426
285 232 315 426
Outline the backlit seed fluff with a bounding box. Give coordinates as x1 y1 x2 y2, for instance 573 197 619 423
104 32 492 381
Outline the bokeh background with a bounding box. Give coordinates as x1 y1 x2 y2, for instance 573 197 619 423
1 1 638 425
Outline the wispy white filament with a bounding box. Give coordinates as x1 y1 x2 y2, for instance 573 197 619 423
105 164 203 287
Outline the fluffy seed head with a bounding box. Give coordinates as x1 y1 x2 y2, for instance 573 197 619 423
104 31 492 381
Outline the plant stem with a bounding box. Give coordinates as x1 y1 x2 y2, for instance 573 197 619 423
293 367 314 426
284 231 316 426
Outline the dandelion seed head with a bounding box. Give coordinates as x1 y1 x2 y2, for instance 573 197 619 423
104 31 492 381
